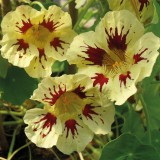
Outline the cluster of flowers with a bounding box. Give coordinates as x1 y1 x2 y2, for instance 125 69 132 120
0 0 160 155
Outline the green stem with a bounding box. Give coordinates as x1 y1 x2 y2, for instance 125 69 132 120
139 94 152 144
49 148 61 160
3 120 23 126
8 142 32 160
73 0 94 31
7 126 20 158
0 110 25 116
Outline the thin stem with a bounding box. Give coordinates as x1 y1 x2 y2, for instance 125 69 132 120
78 152 85 160
49 148 61 160
0 115 8 151
8 142 32 160
31 1 45 10
7 126 20 158
73 0 94 31
0 110 25 116
139 94 152 144
3 120 23 126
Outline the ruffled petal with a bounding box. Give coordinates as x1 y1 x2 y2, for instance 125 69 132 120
24 108 62 148
95 10 144 53
110 65 140 105
67 31 108 67
82 104 115 134
130 32 160 82
1 36 37 67
56 117 93 154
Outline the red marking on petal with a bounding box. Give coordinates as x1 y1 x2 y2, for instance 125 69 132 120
37 48 47 69
65 119 81 139
16 19 32 33
133 48 148 64
33 113 57 138
139 0 150 11
91 73 109 92
13 39 29 57
40 16 62 32
43 84 66 105
83 104 99 120
105 27 129 52
80 45 106 66
119 71 132 87
73 85 86 99
50 37 67 52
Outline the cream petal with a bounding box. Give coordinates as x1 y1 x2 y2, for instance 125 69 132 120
67 31 108 67
24 108 62 148
24 54 54 78
95 10 144 53
1 5 43 34
107 0 154 25
82 104 115 134
110 65 140 105
130 32 160 82
1 37 37 68
56 118 93 154
45 29 77 61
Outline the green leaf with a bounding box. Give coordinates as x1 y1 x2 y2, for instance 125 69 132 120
121 108 144 138
142 80 160 130
0 55 9 78
100 133 160 160
142 130 160 154
52 60 69 75
0 66 38 105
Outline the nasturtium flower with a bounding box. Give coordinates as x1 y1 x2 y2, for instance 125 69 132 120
0 5 76 78
66 10 160 105
24 74 115 154
107 0 155 25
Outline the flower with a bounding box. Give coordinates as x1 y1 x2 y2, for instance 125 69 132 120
75 0 86 9
0 5 76 78
24 74 115 154
107 0 155 25
66 10 160 105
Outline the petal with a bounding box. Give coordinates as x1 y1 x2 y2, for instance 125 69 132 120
78 66 112 92
56 117 93 154
82 104 115 134
130 32 160 82
67 31 108 67
95 10 144 52
1 5 42 34
109 65 140 105
24 49 54 78
24 108 62 148
44 5 72 31
107 0 154 25
1 36 37 67
31 76 69 105
45 29 77 61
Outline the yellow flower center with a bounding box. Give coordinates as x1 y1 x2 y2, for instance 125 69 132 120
23 24 52 49
54 92 83 116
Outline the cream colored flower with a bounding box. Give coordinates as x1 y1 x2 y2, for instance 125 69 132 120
107 0 155 25
0 5 76 78
24 74 115 154
66 10 160 105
